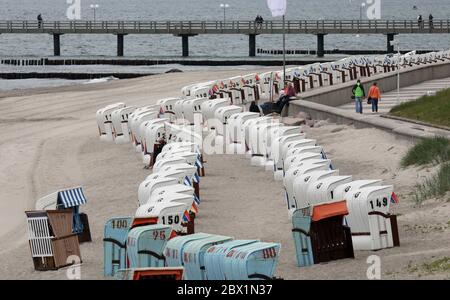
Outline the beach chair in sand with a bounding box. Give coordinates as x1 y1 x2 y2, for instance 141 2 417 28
134 201 188 234
201 98 230 129
292 170 340 211
164 234 212 277
242 73 260 101
25 209 82 271
242 116 273 158
192 86 210 100
258 72 279 100
173 99 188 122
182 98 207 125
213 105 242 147
96 103 126 142
203 240 258 280
142 120 168 167
283 152 324 172
281 139 317 166
103 217 133 276
283 146 327 171
126 224 172 268
283 161 332 210
226 112 260 153
265 126 300 171
158 97 181 122
182 235 233 280
318 62 335 86
306 176 353 206
138 174 180 206
111 106 136 144
222 242 281 280
131 111 160 152
35 187 91 243
272 133 307 180
249 121 281 166
345 186 400 250
228 76 246 105
292 201 354 266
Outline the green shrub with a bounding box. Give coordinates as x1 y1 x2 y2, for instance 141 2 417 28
414 163 450 204
401 137 450 167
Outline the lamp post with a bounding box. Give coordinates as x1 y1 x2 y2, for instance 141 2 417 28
90 4 99 23
220 4 229 24
390 39 401 103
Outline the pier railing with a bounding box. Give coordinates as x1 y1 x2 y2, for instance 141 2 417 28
1 19 449 34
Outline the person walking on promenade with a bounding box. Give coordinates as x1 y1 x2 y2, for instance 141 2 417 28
352 79 365 114
429 14 434 29
367 82 381 113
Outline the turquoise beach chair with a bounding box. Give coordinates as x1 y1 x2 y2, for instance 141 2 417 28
291 207 314 267
164 233 211 268
204 240 258 280
103 217 132 276
223 242 281 280
182 235 232 280
126 224 172 268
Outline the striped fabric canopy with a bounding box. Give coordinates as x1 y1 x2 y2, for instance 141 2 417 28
57 187 87 208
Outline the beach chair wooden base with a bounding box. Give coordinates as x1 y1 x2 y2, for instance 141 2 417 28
31 234 81 271
77 213 92 243
390 214 400 247
310 216 354 264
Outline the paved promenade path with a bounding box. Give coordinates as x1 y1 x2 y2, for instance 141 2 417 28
339 77 450 114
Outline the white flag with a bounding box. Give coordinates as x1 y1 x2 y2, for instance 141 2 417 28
267 0 287 17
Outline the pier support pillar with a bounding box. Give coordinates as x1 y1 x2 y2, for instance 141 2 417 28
386 33 396 53
316 34 325 58
53 34 61 56
117 34 125 57
182 35 189 57
249 34 256 57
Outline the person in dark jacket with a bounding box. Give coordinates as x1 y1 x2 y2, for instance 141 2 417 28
249 100 262 115
352 79 366 114
37 14 43 28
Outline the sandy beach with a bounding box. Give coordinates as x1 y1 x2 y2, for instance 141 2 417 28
0 69 448 280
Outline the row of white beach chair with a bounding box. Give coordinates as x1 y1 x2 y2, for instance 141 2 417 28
179 50 450 105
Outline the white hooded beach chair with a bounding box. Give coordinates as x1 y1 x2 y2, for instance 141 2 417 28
306 176 353 206
182 98 207 125
292 169 340 210
345 185 396 250
283 161 332 210
96 103 126 142
201 98 230 129
111 106 136 144
134 201 188 233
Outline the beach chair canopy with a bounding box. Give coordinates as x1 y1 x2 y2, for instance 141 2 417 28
35 187 87 210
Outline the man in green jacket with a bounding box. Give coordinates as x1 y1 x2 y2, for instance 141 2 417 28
352 80 365 114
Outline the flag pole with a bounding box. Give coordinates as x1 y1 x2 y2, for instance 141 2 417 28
282 14 286 88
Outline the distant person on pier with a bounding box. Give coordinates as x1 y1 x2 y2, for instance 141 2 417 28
367 82 381 113
429 14 434 29
417 15 423 29
37 14 43 28
352 79 365 114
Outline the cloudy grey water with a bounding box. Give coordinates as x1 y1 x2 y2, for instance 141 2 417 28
1 0 450 57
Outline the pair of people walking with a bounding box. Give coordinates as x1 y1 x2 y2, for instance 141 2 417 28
351 80 381 114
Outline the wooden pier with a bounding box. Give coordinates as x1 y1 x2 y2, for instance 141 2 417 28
0 20 449 57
